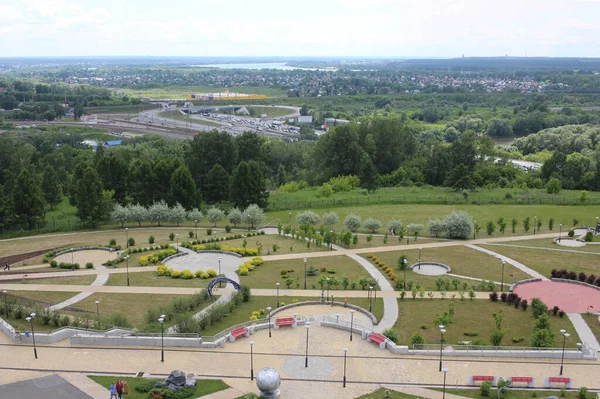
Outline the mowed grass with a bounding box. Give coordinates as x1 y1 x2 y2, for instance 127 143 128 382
366 246 531 291
107 271 212 288
478 245 600 278
158 110 223 127
88 376 228 399
247 106 295 118
353 235 439 249
7 275 97 285
224 235 327 255
6 291 75 306
266 203 600 236
356 388 422 399
582 313 600 343
393 299 580 347
486 239 600 254
440 389 580 399
239 256 374 290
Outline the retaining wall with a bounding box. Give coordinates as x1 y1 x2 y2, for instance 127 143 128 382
269 301 378 325
551 278 600 292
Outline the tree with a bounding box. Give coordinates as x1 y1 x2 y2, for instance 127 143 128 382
170 166 197 209
388 219 403 234
187 208 203 223
74 167 110 227
511 218 518 234
497 217 507 234
128 204 148 227
486 221 496 235
344 214 362 232
359 154 378 192
207 207 225 227
185 130 237 189
170 203 186 226
243 204 266 229
546 177 562 194
148 200 170 227
111 204 130 228
96 152 129 204
486 118 513 137
443 211 473 239
228 208 243 227
296 211 321 226
41 165 62 210
11 169 46 229
204 164 230 204
523 217 531 233
363 218 382 233
323 212 339 228
428 219 445 237
230 160 268 209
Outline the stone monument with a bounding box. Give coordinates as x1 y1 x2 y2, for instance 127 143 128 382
256 367 281 398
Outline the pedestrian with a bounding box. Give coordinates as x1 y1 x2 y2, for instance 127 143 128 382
116 379 123 399
321 290 324 303
344 298 348 308
109 382 118 399
3 260 9 271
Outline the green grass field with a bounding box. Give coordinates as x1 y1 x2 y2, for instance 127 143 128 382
246 106 295 118
393 299 580 348
158 110 223 127
487 238 600 254
86 104 159 114
582 313 600 343
223 235 327 256
240 256 375 290
356 388 422 399
88 376 228 399
107 271 212 288
7 291 74 306
478 245 600 278
7 275 97 285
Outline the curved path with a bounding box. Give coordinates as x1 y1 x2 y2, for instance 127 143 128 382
465 244 547 280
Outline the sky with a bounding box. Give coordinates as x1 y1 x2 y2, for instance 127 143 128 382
1 0 599 58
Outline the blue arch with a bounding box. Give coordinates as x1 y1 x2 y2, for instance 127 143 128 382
207 277 241 300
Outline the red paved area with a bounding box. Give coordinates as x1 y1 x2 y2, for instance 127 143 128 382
514 281 600 313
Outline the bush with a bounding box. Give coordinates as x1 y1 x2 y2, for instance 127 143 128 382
169 232 175 241
85 262 94 269
382 328 398 344
109 238 117 246
128 237 135 247
512 336 524 343
50 260 58 268
584 232 593 242
410 332 424 347
443 211 473 239
239 266 249 276
135 379 157 393
225 225 232 233
464 331 479 337
489 292 499 302
579 387 588 399
531 298 548 318
344 214 362 232
149 236 155 244
240 285 251 302
296 211 321 226
568 230 575 238
480 380 492 397
427 219 446 237
316 183 334 198
181 270 194 279
363 218 382 233
559 310 565 318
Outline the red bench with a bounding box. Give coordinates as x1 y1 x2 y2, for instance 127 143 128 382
510 377 534 387
469 376 495 386
275 317 295 328
367 333 386 348
546 377 571 388
229 327 249 342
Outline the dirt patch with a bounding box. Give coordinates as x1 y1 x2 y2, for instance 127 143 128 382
54 250 117 267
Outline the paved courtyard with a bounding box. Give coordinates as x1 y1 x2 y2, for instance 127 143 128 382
514 280 600 313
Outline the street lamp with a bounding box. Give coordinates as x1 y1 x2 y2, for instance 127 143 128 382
439 325 446 372
95 300 100 329
194 219 198 240
403 258 408 291
159 316 165 362
559 224 563 242
303 258 307 290
304 322 311 368
126 255 130 287
125 227 129 248
289 212 292 227
473 221 476 240
330 230 333 250
218 257 222 288
26 313 38 359
175 233 179 254
534 216 537 235
326 278 330 300
501 260 505 292
276 283 280 308
350 310 355 341
249 341 255 380
2 290 8 318
442 368 448 399
267 306 272 338
343 348 348 387
71 248 74 265
560 329 570 375
369 286 373 313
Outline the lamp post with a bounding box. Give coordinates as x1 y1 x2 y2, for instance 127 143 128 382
350 310 355 342
125 227 129 248
577 342 582 352
343 348 348 387
442 368 448 399
95 300 100 329
534 216 537 235
330 230 334 250
71 248 74 264
289 212 292 227
559 329 570 375
303 258 307 290
403 258 408 291
194 219 198 240
126 255 130 287
305 322 311 368
439 324 446 372
326 278 330 300
2 290 8 318
276 283 280 308
267 306 272 338
559 224 563 242
500 260 505 292
369 286 373 313
175 233 179 254
218 257 222 288
249 341 255 380
418 247 422 270
159 316 165 362
26 313 38 359
473 221 476 240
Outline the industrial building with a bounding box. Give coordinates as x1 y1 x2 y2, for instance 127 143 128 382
186 90 266 102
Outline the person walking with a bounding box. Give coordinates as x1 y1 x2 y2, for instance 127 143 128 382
116 379 124 399
344 298 348 308
3 260 9 271
109 382 118 399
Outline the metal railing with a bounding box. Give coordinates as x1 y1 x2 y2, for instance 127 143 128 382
321 315 367 332
413 343 581 352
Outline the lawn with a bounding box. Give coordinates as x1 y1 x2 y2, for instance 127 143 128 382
365 246 531 291
87 375 228 399
6 290 74 306
107 271 212 288
439 389 580 399
582 313 600 343
478 245 600 278
485 239 600 254
266 203 600 236
240 256 374 290
223 234 327 256
393 299 580 348
246 106 295 118
158 110 223 127
353 235 439 249
7 275 97 286
86 104 159 114
356 388 422 399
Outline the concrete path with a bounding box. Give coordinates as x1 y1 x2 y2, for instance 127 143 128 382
48 264 109 311
567 313 600 352
465 244 548 280
484 243 600 256
166 246 242 283
447 273 502 286
201 387 245 399
168 291 234 334
59 373 110 399
382 385 473 399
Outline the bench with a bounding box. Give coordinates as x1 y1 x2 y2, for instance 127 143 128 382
228 327 249 342
367 333 387 349
545 377 572 388
509 377 534 388
274 317 296 329
469 376 496 386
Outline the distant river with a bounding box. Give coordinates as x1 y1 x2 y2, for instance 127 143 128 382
189 62 336 71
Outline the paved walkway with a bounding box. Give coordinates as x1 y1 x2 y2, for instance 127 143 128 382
49 264 109 311
484 243 600 256
59 372 110 398
465 244 547 280
568 313 600 352
166 246 242 283
383 385 472 399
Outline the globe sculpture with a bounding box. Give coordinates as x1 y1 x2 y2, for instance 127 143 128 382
256 367 281 398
